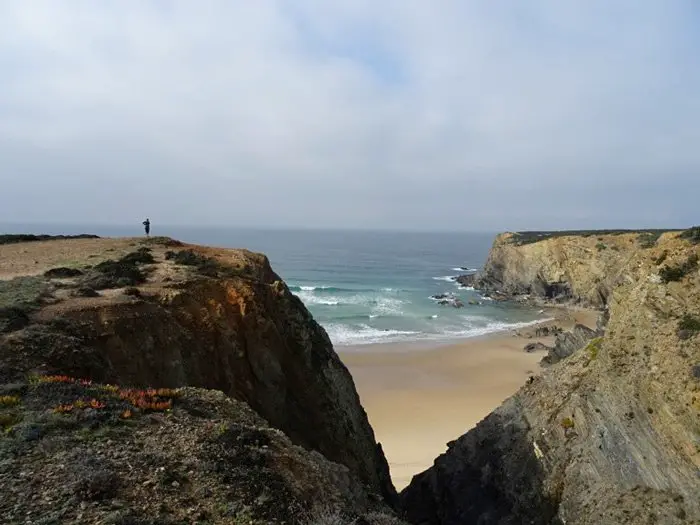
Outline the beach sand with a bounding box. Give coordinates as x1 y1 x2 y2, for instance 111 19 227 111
339 307 598 490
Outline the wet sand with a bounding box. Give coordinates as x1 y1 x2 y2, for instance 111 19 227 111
339 308 598 490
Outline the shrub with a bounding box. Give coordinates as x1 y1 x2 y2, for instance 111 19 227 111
73 286 100 298
561 417 575 430
44 267 84 278
595 242 607 251
678 314 700 332
638 231 663 248
119 247 154 265
654 250 668 265
659 253 699 283
0 307 30 334
165 249 239 278
80 249 154 290
143 236 183 247
123 287 141 297
0 395 20 407
586 337 603 360
679 226 700 244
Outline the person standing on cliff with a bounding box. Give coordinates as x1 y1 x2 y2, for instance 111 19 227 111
142 218 151 237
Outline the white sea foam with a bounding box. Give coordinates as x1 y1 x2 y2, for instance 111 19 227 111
433 276 457 282
451 267 478 272
328 317 553 346
325 324 419 345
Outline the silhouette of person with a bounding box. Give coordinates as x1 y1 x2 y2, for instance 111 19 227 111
142 218 151 236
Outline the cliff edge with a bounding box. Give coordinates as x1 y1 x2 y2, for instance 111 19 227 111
0 236 400 524
402 229 700 524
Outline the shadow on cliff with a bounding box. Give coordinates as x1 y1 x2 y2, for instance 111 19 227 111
400 398 562 525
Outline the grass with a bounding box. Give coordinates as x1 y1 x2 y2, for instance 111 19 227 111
0 234 99 246
659 253 699 283
510 229 674 246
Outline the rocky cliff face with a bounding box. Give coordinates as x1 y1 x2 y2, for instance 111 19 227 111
475 231 664 307
402 231 700 524
0 237 399 522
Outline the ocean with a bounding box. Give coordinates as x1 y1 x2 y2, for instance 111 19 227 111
1 225 546 346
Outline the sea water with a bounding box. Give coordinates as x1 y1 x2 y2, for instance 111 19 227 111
1 225 546 346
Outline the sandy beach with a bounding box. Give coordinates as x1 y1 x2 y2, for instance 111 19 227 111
339 307 598 490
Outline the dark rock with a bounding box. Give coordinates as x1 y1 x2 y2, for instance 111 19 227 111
541 324 599 366
455 274 476 288
692 365 700 379
401 398 559 525
524 342 550 353
678 329 695 341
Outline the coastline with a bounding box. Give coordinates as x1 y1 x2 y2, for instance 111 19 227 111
338 307 598 489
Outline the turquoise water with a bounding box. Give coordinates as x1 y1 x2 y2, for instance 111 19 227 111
1 225 546 346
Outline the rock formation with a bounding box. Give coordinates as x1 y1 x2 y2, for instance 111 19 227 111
402 230 700 524
473 231 675 308
540 323 601 366
0 237 401 524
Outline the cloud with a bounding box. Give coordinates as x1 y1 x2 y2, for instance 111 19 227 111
0 1 698 230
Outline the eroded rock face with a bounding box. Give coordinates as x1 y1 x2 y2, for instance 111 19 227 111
402 232 700 524
540 323 600 366
474 232 649 307
0 241 396 505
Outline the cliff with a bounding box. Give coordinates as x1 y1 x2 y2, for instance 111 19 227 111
475 230 678 308
402 229 700 524
0 237 401 524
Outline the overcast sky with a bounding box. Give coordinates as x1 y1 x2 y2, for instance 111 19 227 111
0 1 698 231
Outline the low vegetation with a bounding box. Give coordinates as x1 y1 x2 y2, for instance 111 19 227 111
79 248 153 290
510 229 674 246
659 253 699 283
654 250 669 265
0 276 52 333
0 234 99 246
638 231 663 248
44 267 84 278
678 314 700 332
142 236 184 247
586 337 603 360
560 417 575 435
679 226 700 244
165 249 241 278
595 242 607 251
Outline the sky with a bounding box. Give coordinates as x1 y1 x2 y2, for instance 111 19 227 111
0 1 699 232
